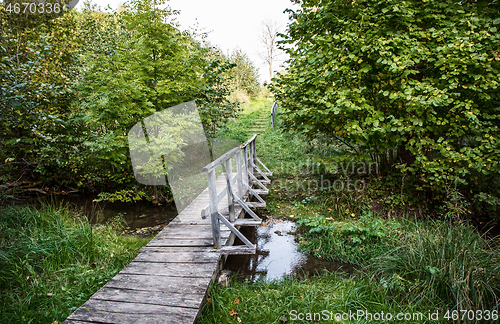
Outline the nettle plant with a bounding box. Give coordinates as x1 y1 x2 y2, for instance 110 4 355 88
272 0 500 216
298 212 401 247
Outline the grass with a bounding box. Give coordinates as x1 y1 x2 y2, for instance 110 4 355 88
0 203 150 323
198 272 430 324
199 95 500 323
216 92 272 143
371 219 500 312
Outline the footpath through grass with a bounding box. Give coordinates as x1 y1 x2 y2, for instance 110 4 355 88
0 204 150 323
198 96 500 323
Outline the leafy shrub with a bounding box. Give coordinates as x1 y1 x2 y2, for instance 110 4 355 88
297 212 401 265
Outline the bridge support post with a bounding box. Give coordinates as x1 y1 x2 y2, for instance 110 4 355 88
243 146 249 185
207 169 221 248
235 150 243 205
225 159 235 222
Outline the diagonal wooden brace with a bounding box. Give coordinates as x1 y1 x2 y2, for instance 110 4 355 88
225 175 261 221
249 173 268 191
256 157 272 175
217 212 255 248
253 164 271 183
243 181 265 203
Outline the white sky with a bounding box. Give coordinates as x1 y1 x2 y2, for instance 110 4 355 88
76 0 299 83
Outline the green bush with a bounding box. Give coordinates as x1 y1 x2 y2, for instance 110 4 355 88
271 0 500 217
297 212 401 265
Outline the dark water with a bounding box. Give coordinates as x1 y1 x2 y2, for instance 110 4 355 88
224 218 356 282
21 194 354 279
24 195 178 229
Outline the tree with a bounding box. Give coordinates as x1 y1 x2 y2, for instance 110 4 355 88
1 0 240 194
271 0 500 216
196 47 240 138
228 48 260 96
259 19 284 80
0 5 80 185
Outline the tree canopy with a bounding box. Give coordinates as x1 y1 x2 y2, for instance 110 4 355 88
271 0 500 216
0 0 258 197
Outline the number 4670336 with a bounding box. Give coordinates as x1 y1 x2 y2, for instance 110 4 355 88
4 1 62 14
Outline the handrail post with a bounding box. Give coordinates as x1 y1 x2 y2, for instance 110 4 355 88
207 169 221 248
249 141 254 178
243 146 249 185
225 158 235 222
236 149 243 200
252 139 257 171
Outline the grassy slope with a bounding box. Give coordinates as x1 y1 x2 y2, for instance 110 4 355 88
198 95 500 323
0 204 150 323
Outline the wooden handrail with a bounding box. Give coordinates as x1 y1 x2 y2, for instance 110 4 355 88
202 134 261 249
271 102 278 128
240 134 258 149
201 146 240 174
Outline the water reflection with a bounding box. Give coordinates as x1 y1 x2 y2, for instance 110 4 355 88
225 219 356 282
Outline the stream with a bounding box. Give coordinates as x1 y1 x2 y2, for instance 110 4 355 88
24 194 352 281
224 218 356 282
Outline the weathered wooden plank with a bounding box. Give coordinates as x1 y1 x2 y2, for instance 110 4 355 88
233 219 262 227
174 204 245 222
81 299 199 316
146 237 229 247
67 308 193 324
157 224 228 231
139 246 218 253
121 261 217 277
201 146 240 173
217 245 257 255
133 251 220 263
246 202 266 208
154 230 231 239
253 188 269 195
103 274 210 293
89 287 203 308
155 225 231 239
146 238 214 247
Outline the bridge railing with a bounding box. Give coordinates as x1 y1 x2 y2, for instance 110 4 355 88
201 134 272 250
271 102 278 128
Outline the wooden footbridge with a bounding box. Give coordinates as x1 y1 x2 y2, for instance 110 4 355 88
63 134 272 324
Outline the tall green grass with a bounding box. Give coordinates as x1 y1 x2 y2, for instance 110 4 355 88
370 219 500 312
0 204 150 323
198 272 447 324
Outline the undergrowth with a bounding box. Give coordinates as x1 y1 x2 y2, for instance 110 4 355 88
0 204 150 323
201 97 499 322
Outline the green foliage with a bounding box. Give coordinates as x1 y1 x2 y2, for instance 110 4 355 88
297 212 401 265
95 189 147 203
0 204 150 323
197 51 240 138
199 271 456 324
0 0 242 194
0 6 80 183
227 48 261 98
371 219 500 311
271 0 500 216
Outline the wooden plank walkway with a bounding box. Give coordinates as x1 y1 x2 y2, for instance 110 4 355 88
64 173 254 324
